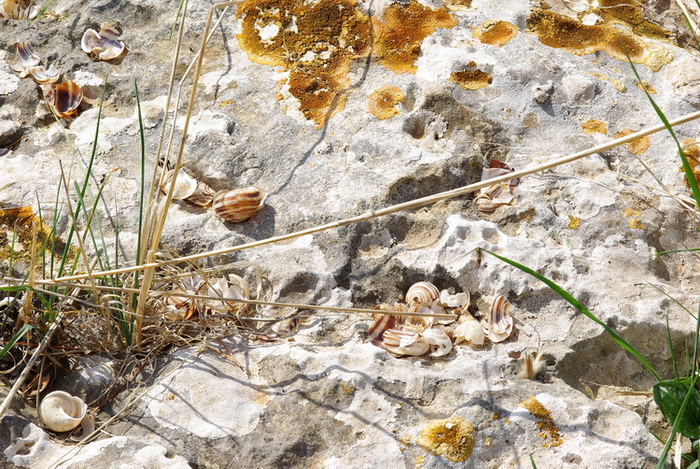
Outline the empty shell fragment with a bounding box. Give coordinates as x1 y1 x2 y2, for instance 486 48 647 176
81 22 127 61
45 81 83 118
11 42 59 84
0 0 38 19
484 295 514 343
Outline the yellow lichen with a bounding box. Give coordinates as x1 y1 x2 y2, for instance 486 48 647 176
679 140 700 189
622 208 644 230
450 61 492 90
417 416 475 462
443 0 472 10
473 20 519 46
0 206 67 263
635 79 656 94
595 0 671 41
568 215 582 229
581 119 607 135
368 86 405 120
236 0 372 127
520 397 563 448
373 1 458 74
615 128 651 155
526 9 672 71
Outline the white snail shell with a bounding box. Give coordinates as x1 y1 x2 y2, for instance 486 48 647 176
81 22 126 61
212 187 265 223
453 313 484 346
405 281 439 307
162 168 198 200
39 390 88 432
383 326 430 356
423 328 453 357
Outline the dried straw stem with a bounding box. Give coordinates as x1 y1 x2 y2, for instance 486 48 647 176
41 109 700 285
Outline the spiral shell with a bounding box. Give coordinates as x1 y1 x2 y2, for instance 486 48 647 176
81 21 126 61
212 187 264 223
161 169 216 207
485 295 514 343
45 81 84 118
405 281 439 307
39 390 88 432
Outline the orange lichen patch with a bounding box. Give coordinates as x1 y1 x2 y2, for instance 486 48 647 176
450 62 492 90
680 139 700 187
614 128 651 155
520 396 563 448
581 119 607 135
634 79 656 94
443 0 472 10
473 20 519 46
372 1 458 74
417 416 475 462
526 9 672 71
595 0 671 41
367 86 405 120
236 0 372 126
0 206 65 262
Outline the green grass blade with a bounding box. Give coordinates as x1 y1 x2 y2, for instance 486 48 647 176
169 0 187 40
130 79 146 320
0 323 33 360
629 61 700 209
667 309 679 379
658 248 700 255
530 454 538 469
35 0 55 19
481 249 661 381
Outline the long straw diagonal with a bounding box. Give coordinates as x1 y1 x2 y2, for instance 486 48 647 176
37 109 700 285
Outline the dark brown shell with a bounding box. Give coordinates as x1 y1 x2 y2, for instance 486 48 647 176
212 187 264 223
46 81 83 118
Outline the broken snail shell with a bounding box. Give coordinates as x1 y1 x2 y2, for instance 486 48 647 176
405 281 439 307
81 21 127 61
0 0 38 19
423 328 453 357
11 42 59 84
161 168 216 207
484 295 514 343
453 313 484 346
438 289 470 309
45 81 83 118
204 274 250 314
39 390 88 432
383 326 430 356
212 187 265 223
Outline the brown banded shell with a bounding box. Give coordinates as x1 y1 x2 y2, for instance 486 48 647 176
0 0 38 19
405 281 439 307
81 21 127 61
368 304 404 346
212 187 264 223
45 81 84 118
485 295 514 343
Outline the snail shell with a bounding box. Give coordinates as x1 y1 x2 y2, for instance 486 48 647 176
11 42 59 84
203 274 250 314
0 0 38 19
405 281 439 307
39 390 88 432
383 326 429 356
439 289 470 309
212 187 265 223
485 295 514 343
81 21 126 61
161 168 197 200
45 81 83 118
453 313 484 346
423 328 453 357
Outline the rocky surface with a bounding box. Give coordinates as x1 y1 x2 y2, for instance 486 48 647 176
2 0 700 467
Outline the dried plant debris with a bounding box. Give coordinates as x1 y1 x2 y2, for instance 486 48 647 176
368 282 516 358
0 205 67 263
81 21 127 61
519 350 547 379
0 0 38 19
44 81 84 118
475 159 519 212
11 42 59 85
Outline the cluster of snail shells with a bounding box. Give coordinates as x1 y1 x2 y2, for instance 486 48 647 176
368 281 515 358
160 168 264 223
165 273 251 321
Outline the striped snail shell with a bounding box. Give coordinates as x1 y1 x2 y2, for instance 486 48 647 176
405 281 439 307
212 186 265 223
